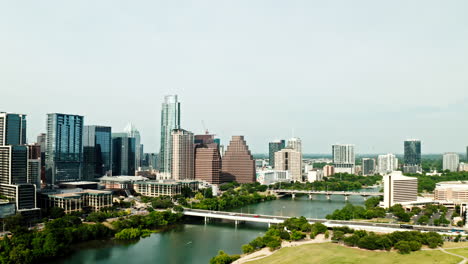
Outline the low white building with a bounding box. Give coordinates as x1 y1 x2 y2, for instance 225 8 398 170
307 169 323 183
256 170 290 185
382 171 418 208
434 181 468 202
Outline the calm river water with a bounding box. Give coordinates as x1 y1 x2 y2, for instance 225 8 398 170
56 191 374 264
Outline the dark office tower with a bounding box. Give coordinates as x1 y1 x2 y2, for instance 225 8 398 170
112 133 136 175
0 112 27 146
362 158 376 176
0 145 28 184
27 144 41 159
159 95 181 173
195 133 221 184
28 159 41 188
404 140 421 165
45 113 84 185
221 136 256 183
83 126 112 179
269 140 285 167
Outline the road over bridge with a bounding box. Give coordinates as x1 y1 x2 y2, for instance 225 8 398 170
271 189 383 200
183 209 467 235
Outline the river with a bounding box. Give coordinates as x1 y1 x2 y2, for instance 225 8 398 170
55 191 373 264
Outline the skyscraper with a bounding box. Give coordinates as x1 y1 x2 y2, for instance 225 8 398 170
443 153 459 172
378 154 399 175
404 139 421 166
287 137 302 153
112 133 136 175
0 112 27 146
0 113 39 217
275 148 302 182
45 113 84 185
0 145 28 185
221 136 256 183
83 126 112 179
171 129 194 180
269 140 285 167
362 158 376 176
332 144 355 174
195 133 222 184
159 95 181 174
124 123 142 168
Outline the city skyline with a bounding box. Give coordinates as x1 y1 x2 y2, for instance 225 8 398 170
2 1 468 154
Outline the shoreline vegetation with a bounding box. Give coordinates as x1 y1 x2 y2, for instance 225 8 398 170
210 216 445 264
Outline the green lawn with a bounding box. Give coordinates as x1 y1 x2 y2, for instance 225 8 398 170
447 247 468 258
250 243 461 264
443 241 468 248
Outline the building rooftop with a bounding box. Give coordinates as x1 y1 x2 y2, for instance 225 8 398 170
99 175 149 182
48 189 112 199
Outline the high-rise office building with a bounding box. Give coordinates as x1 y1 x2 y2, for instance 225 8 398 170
112 133 136 175
194 133 221 184
332 144 355 174
221 136 256 183
125 123 142 168
383 171 418 208
287 137 302 153
0 112 27 146
443 153 459 172
377 154 398 175
269 140 285 167
27 159 41 189
45 113 84 185
0 145 28 185
403 139 422 174
171 129 194 180
0 113 39 218
83 126 112 179
159 95 181 174
274 148 302 182
404 139 421 166
362 158 376 176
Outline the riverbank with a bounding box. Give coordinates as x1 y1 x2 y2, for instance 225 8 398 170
233 234 330 264
242 242 463 264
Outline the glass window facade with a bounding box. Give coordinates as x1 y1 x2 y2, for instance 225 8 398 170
45 113 84 185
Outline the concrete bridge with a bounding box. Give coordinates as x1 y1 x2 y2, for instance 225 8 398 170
183 209 466 234
271 189 383 201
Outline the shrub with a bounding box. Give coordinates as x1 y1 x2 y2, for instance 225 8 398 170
332 231 345 242
241 244 255 254
409 241 421 251
394 241 411 254
290 230 306 241
209 251 240 264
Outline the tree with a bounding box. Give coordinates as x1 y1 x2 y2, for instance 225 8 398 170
290 230 305 241
332 231 345 242
394 241 411 254
209 251 240 264
409 241 422 251
48 207 65 219
242 244 255 254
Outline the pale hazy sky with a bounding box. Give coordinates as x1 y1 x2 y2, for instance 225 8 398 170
1 1 468 154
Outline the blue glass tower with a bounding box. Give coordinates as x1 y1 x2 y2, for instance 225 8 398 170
45 113 84 185
159 95 180 173
83 126 112 179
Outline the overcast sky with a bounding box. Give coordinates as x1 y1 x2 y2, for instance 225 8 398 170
1 1 467 154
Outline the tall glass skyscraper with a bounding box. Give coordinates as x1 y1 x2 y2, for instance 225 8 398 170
45 113 84 185
112 133 136 175
83 126 112 179
269 140 285 167
404 139 421 165
159 95 180 174
0 112 27 146
124 123 141 168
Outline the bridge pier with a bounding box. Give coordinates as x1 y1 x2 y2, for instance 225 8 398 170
308 194 313 200
268 222 271 228
235 220 238 226
292 193 296 199
326 194 331 200
204 216 208 223
363 196 368 201
344 195 349 201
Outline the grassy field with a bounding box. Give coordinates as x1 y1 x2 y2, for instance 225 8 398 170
447 247 468 258
250 243 461 264
443 241 468 248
